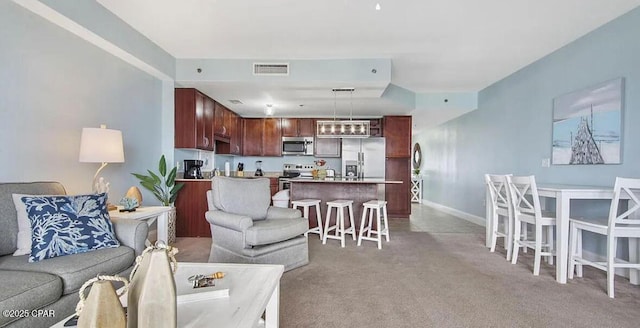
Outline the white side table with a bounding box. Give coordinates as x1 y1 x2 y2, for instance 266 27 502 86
411 176 422 204
109 206 173 245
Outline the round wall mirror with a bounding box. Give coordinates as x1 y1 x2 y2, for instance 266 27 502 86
412 143 422 169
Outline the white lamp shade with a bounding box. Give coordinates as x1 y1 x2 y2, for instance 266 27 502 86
79 127 125 163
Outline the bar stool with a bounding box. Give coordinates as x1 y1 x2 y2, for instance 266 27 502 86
291 199 323 240
323 200 356 247
357 200 390 249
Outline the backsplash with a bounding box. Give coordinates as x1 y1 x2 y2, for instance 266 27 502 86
213 154 341 174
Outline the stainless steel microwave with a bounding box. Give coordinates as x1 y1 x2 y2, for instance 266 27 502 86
282 137 314 156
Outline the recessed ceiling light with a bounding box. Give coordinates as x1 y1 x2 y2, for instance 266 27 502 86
375 3 381 11
228 100 243 104
265 104 274 116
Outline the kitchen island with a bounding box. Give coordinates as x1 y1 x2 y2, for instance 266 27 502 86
289 178 402 235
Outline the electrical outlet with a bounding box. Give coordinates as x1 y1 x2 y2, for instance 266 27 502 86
541 158 550 167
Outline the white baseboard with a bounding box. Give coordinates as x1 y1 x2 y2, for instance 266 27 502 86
421 200 486 227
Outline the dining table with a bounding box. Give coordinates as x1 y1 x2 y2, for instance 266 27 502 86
485 183 639 284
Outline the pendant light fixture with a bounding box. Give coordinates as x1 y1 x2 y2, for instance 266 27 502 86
316 88 370 138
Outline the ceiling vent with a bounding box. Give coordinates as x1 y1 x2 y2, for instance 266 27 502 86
253 63 289 76
228 100 243 105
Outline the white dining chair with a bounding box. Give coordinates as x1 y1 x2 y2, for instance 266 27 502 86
485 174 514 260
507 175 556 276
568 177 640 298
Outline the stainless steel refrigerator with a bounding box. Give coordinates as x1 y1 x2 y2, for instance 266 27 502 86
341 137 386 198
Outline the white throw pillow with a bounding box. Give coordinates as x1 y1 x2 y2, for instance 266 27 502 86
12 193 32 256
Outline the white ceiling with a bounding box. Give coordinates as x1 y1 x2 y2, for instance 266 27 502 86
98 0 640 123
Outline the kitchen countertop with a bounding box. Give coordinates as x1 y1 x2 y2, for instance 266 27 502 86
289 177 402 184
176 171 282 181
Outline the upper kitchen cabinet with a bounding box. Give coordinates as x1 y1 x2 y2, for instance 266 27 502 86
263 118 282 156
313 119 341 158
229 113 242 155
215 111 243 155
383 116 412 158
242 118 282 156
282 118 315 137
369 118 383 137
214 102 232 142
175 88 214 151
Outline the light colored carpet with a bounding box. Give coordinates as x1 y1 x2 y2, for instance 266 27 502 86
280 232 640 328
174 205 640 327
175 232 640 327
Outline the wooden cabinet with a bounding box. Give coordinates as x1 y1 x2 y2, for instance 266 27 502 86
242 118 282 156
298 119 315 137
175 88 214 151
214 102 232 141
229 113 242 155
175 180 211 237
282 118 314 137
382 115 412 218
242 118 263 156
263 118 282 156
269 177 278 199
216 111 243 155
385 158 411 218
383 116 412 158
312 119 341 157
369 118 383 137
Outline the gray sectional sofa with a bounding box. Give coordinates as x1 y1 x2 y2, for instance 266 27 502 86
0 182 149 328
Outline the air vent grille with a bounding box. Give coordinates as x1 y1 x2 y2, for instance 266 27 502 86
332 88 355 92
253 63 289 76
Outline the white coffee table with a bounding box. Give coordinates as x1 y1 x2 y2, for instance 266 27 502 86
51 262 284 328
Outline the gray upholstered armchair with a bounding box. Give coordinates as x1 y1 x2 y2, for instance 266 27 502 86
205 176 309 271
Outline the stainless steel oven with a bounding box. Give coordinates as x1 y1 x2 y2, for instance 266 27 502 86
282 137 314 156
278 178 291 191
279 163 315 190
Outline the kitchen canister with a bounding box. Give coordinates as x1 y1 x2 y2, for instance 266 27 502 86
224 161 231 176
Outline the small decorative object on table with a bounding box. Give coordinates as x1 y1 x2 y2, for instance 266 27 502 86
189 271 225 288
177 270 229 303
125 186 143 206
315 159 327 179
119 197 139 212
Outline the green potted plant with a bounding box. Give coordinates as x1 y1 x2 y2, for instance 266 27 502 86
132 155 185 206
132 155 185 244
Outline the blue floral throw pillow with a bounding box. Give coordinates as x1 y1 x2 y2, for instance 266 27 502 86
21 193 120 262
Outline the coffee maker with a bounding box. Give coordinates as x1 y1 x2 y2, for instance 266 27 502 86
183 160 204 179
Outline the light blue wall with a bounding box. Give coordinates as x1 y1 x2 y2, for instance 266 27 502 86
414 7 640 255
0 1 165 204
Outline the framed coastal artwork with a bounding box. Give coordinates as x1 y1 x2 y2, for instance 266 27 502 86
552 78 624 165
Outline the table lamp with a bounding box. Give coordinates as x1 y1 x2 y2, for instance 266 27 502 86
79 124 125 194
